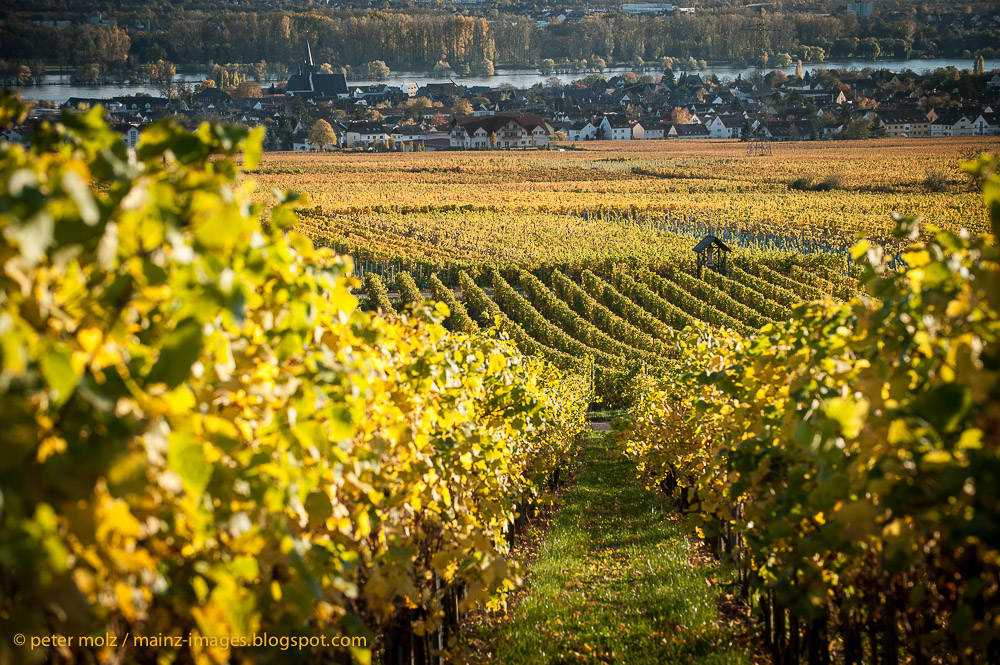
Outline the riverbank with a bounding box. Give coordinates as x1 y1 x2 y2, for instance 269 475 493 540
9 57 998 105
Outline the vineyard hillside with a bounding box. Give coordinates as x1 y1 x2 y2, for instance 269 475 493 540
249 138 993 266
3 100 999 665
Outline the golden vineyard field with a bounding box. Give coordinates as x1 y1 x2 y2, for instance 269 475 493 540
246 137 995 266
4 95 1000 665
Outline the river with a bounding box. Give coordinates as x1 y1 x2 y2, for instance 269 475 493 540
10 58 998 105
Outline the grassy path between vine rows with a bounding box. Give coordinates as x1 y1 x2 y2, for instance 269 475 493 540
486 431 751 665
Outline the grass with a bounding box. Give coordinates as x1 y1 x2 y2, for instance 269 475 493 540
586 408 626 421
489 433 750 665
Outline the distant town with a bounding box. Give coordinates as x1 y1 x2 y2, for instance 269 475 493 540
4 44 999 151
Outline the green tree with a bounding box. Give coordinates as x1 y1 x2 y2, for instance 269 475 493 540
739 118 752 141
843 118 874 139
857 37 881 61
365 60 390 80
770 53 793 68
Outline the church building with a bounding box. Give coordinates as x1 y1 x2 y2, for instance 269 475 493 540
285 42 349 99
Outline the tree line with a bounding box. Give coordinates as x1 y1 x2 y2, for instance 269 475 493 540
1 7 998 80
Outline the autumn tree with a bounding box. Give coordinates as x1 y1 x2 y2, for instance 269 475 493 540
149 59 177 100
764 69 789 88
232 81 262 99
252 60 267 81
309 119 337 150
365 60 390 80
670 107 693 124
406 97 432 121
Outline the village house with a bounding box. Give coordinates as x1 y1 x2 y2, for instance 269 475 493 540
973 113 1000 136
567 120 599 141
388 124 450 151
641 123 665 140
113 96 170 113
420 107 454 122
450 114 550 149
931 111 977 137
600 114 633 140
191 87 232 109
343 122 389 148
667 123 710 139
65 98 127 114
757 120 813 141
390 124 427 149
706 115 744 139
114 123 146 148
351 84 397 106
873 110 932 138
1 128 24 144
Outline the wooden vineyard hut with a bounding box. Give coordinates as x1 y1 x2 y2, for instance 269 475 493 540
694 235 731 277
